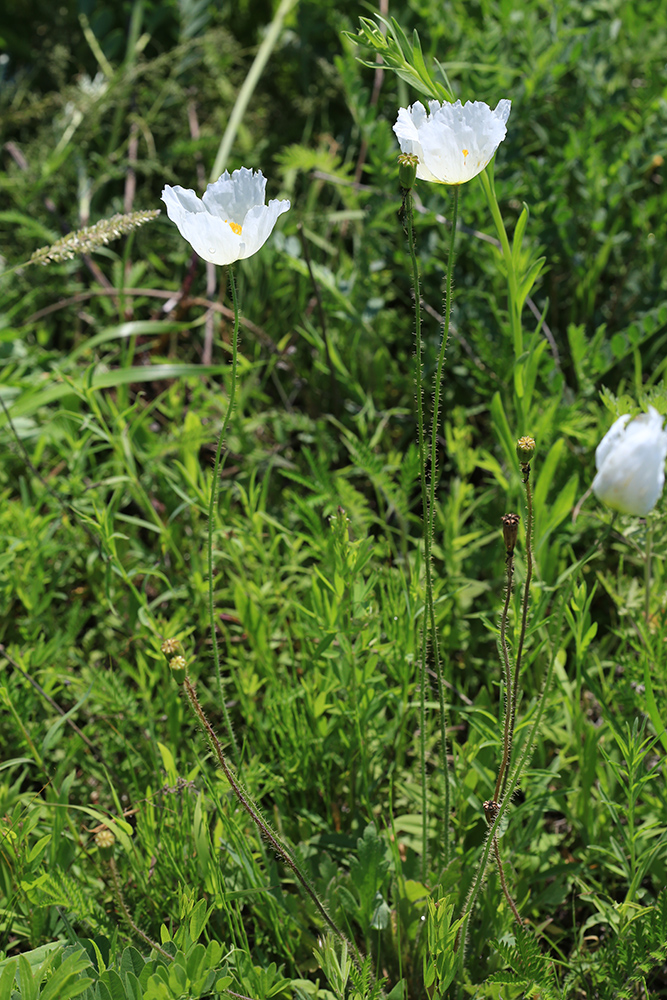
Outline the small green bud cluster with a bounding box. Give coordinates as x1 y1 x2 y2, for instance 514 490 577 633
398 152 419 190
160 637 188 683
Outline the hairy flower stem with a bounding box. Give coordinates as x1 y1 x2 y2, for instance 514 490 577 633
106 856 173 960
501 461 533 800
403 187 431 881
404 182 455 874
491 836 522 927
494 546 516 802
207 265 240 766
644 517 653 624
428 186 459 867
181 674 360 967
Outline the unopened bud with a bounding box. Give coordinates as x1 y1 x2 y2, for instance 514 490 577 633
398 153 419 190
161 637 180 656
170 655 187 683
516 436 536 464
501 512 520 556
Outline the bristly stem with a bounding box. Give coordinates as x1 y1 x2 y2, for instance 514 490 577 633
502 459 533 800
107 857 173 960
456 520 614 964
402 185 430 881
494 513 519 802
427 185 459 867
644 517 653 625
207 265 240 766
180 673 361 966
491 836 522 927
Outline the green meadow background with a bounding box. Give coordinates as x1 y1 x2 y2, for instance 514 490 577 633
1 0 667 997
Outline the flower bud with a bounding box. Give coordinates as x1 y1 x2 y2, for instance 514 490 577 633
94 828 115 859
516 436 536 464
501 512 520 556
161 637 180 656
170 655 187 683
398 153 419 190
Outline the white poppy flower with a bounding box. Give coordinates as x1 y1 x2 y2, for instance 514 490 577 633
393 99 511 185
161 167 290 265
592 406 667 516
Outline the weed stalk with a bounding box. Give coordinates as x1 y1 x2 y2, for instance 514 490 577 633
166 654 362 970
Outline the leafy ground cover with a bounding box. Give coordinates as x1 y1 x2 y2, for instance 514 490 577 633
1 0 667 997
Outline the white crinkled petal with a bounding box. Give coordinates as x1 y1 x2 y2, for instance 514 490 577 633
162 185 206 217
393 105 445 184
393 98 511 185
592 407 667 515
494 99 512 125
203 167 267 224
594 413 630 471
174 205 243 265
163 168 289 263
238 198 291 259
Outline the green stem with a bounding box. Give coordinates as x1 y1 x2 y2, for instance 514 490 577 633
494 549 515 802
491 836 521 927
427 186 459 867
403 188 430 881
501 464 533 800
478 168 522 359
645 517 653 625
207 266 240 765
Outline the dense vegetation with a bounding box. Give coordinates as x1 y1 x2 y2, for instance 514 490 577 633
1 0 667 997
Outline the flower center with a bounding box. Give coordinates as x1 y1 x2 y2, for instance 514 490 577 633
226 220 242 235
462 148 469 160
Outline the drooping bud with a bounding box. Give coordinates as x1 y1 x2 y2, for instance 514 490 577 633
398 152 419 190
170 655 187 683
516 436 536 465
94 827 116 859
483 800 499 825
501 512 520 556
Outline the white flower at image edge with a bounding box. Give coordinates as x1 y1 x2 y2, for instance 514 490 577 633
161 167 290 265
393 98 511 185
592 406 667 516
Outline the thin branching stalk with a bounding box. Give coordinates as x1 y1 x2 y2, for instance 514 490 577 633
106 856 173 961
207 266 240 765
402 185 430 880
180 673 362 969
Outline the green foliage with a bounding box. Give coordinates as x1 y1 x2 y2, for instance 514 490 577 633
2 0 667 997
